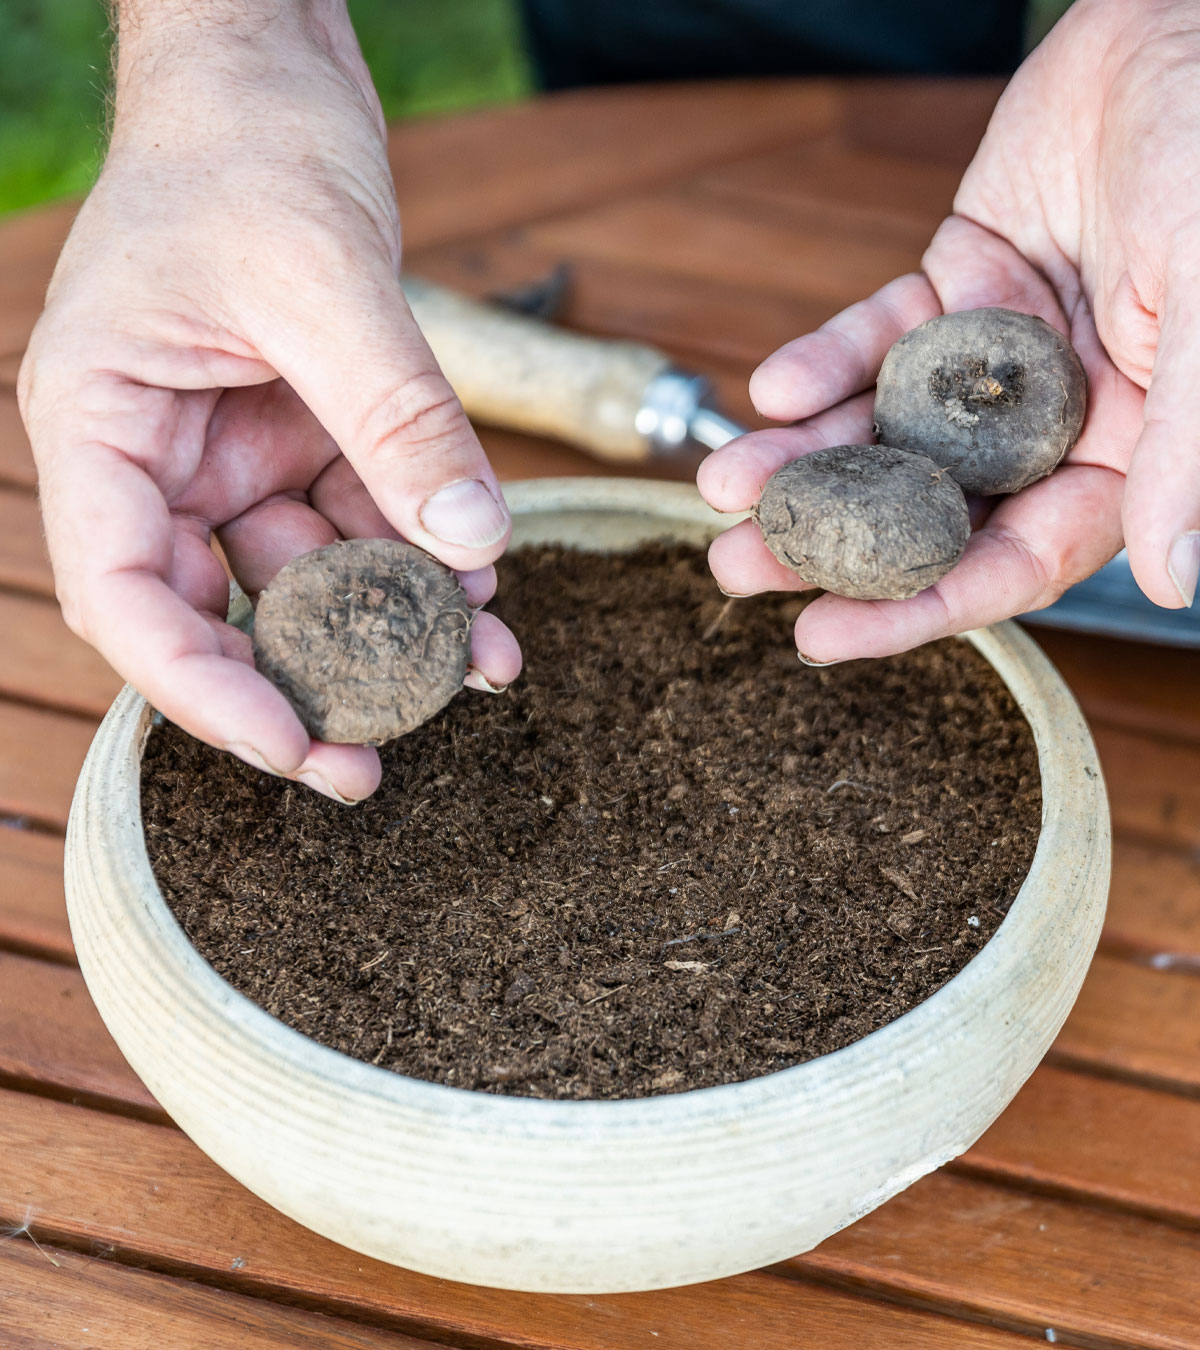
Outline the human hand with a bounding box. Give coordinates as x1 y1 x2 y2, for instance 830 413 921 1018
699 0 1199 662
18 0 521 803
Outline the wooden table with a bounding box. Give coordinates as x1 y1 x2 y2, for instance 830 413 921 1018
1 79 1198 1349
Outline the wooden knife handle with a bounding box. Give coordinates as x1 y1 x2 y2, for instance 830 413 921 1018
403 277 671 462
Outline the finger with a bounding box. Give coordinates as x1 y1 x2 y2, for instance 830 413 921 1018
217 492 340 597
748 274 940 422
37 432 381 800
707 518 818 597
921 215 1069 327
204 616 383 803
1122 285 1200 608
792 463 1125 662
459 565 498 608
262 269 511 574
697 394 875 513
465 610 523 693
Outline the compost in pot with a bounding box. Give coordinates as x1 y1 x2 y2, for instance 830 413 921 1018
142 544 1041 1101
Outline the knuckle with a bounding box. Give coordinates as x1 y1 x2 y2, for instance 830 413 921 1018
359 371 468 461
56 586 91 645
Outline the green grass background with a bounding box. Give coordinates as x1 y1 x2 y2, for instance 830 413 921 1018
0 0 532 217
1 0 1073 218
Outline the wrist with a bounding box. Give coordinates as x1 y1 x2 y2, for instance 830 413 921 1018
112 0 356 86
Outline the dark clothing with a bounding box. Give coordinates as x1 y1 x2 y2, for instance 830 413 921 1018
518 0 1027 88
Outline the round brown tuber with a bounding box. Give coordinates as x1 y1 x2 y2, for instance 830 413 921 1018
873 307 1086 496
252 538 473 745
754 444 970 601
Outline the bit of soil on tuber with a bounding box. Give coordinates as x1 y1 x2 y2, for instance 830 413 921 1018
252 539 472 745
873 308 1086 495
145 544 1040 1101
754 444 970 601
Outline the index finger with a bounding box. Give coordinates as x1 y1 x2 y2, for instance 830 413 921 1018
38 431 381 800
748 273 941 423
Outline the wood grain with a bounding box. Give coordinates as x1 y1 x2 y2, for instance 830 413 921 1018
0 201 74 359
695 140 958 241
411 235 827 370
963 1062 1200 1226
0 702 96 828
390 81 841 254
0 485 51 595
1095 722 1200 851
527 186 923 312
0 952 159 1115
0 828 70 960
0 391 36 489
0 591 121 717
2 939 1196 1228
0 1087 1183 1349
839 77 1002 167
1037 628 1200 747
1106 838 1200 966
1054 952 1200 1091
0 1240 442 1350
795 1169 1200 1350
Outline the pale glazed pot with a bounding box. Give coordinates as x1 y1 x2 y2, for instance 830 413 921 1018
65 477 1110 1294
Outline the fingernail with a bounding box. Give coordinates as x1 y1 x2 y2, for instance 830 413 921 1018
716 583 753 598
464 667 509 694
295 770 360 805
798 650 840 668
419 479 509 550
225 742 285 776
1167 530 1200 607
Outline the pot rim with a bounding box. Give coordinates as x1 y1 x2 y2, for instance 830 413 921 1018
71 476 1108 1135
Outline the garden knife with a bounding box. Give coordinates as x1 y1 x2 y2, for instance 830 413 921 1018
405 276 1200 646
403 276 743 461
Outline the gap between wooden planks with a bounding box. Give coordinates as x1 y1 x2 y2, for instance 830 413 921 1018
3 939 1199 1230
0 1086 1192 1350
0 1239 446 1350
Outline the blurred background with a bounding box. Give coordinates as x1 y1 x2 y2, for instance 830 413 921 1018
2 0 1071 219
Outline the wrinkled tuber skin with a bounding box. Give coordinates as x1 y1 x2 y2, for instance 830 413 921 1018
252 539 473 745
754 444 970 601
873 307 1086 496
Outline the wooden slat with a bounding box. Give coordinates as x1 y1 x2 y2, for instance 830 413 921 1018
0 390 36 488
0 1240 440 1350
1037 628 1200 747
0 200 74 360
963 1063 1200 1226
1096 723 1200 852
1054 952 1200 1091
411 236 830 370
840 77 1003 169
0 484 51 594
0 592 121 718
1106 838 1200 967
0 702 96 828
3 943 1196 1230
526 187 923 312
0 953 159 1115
693 139 958 242
796 1169 1200 1350
0 827 70 960
0 1088 1170 1349
390 80 841 254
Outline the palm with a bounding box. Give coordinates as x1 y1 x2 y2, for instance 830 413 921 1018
699 0 1199 659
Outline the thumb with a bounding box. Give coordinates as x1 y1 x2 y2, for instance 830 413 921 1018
1122 287 1200 610
263 265 511 573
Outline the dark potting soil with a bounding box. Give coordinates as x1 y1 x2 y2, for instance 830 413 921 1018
143 544 1041 1100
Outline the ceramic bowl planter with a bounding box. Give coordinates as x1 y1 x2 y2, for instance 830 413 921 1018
65 477 1110 1294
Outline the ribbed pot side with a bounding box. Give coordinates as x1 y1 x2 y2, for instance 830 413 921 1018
65 478 1110 1294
